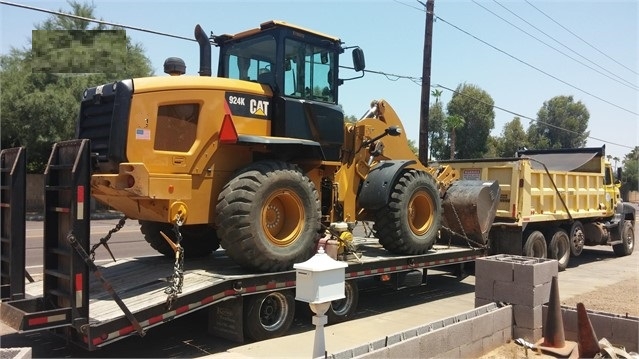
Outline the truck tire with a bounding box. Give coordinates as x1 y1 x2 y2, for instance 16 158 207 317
612 221 634 256
548 229 570 271
569 221 585 257
243 290 295 341
373 170 441 254
524 230 547 258
216 161 321 272
328 280 359 324
139 220 219 257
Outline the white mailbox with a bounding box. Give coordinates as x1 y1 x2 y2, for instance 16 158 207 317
294 248 348 304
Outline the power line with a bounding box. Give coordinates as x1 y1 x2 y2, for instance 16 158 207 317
434 15 638 116
474 0 638 91
525 0 639 77
0 0 196 42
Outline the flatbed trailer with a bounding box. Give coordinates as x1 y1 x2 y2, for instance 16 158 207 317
0 140 485 351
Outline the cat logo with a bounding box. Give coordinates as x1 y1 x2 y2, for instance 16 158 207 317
250 99 269 117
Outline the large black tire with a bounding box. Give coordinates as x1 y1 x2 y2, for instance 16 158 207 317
373 170 441 254
327 280 359 324
548 229 570 271
569 221 585 257
215 161 321 272
612 221 634 256
139 220 219 258
243 290 295 341
523 230 547 258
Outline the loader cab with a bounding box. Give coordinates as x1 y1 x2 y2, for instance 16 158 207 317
215 21 365 161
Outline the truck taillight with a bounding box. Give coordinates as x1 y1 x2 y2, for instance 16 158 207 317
219 114 238 144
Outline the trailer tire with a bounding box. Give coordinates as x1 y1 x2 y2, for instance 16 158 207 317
243 290 295 341
548 229 570 271
373 170 441 254
216 160 321 272
524 230 547 258
139 221 219 258
328 280 359 324
612 221 634 256
569 221 585 257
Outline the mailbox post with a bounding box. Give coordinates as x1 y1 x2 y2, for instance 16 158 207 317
294 247 347 358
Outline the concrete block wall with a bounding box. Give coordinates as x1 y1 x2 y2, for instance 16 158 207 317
475 254 557 342
328 303 513 359
542 306 639 353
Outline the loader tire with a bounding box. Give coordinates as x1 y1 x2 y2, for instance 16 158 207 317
243 290 295 341
215 160 321 272
373 170 441 254
612 221 634 256
139 220 220 258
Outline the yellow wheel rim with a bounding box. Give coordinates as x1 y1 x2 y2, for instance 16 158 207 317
408 190 434 236
262 189 304 246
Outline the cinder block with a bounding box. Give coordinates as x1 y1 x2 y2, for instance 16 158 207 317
589 312 613 339
385 333 402 346
475 297 494 308
433 347 460 359
460 339 484 359
513 304 543 330
387 335 420 359
420 328 449 356
495 281 551 307
493 305 513 331
513 257 557 286
360 346 390 359
474 276 495 300
612 316 639 347
513 325 543 342
446 321 472 350
471 313 495 341
476 256 515 282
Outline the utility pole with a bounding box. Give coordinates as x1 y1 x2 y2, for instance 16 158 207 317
418 0 434 165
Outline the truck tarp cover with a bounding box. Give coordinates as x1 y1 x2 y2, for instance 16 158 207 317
521 152 599 172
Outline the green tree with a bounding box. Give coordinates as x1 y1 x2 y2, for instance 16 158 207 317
444 114 465 159
428 92 447 160
499 117 528 157
446 83 495 159
527 95 590 150
407 139 418 155
1 1 152 172
621 147 638 192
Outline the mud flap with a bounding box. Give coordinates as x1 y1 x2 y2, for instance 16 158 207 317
441 180 500 247
208 297 244 343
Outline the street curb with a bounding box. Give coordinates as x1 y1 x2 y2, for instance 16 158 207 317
25 211 125 221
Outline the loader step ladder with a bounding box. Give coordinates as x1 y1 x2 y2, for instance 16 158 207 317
0 147 26 300
41 139 91 329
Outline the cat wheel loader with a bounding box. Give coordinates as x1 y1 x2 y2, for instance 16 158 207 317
81 21 499 272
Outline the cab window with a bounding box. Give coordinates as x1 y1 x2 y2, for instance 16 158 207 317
223 35 275 84
284 39 334 103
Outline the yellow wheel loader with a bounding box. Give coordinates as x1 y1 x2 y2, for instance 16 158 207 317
81 21 498 272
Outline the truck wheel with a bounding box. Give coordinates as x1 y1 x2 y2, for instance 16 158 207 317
139 220 219 257
373 170 441 254
243 290 295 341
548 229 570 271
216 161 321 272
612 221 634 256
569 221 585 257
524 231 547 258
328 280 359 324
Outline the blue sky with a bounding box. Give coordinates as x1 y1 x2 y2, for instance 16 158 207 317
1 0 637 162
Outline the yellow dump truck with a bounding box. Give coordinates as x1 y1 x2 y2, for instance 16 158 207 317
438 146 635 270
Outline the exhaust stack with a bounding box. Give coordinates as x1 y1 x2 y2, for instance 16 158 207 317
194 24 211 77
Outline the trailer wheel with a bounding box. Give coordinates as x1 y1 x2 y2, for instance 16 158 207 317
524 231 547 258
612 221 634 256
548 229 570 271
216 160 321 272
243 290 295 341
373 170 441 254
328 280 359 324
139 220 219 257
569 221 585 257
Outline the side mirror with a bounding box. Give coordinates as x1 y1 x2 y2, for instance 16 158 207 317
352 48 365 72
386 126 401 136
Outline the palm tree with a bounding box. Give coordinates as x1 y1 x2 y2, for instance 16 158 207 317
445 114 465 159
613 157 620 169
431 89 443 104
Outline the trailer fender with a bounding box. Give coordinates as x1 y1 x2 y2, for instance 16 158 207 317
357 160 416 210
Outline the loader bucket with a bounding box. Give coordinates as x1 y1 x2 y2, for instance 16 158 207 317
441 180 500 246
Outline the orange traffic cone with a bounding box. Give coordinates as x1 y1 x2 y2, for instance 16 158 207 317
577 303 601 358
535 276 577 357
